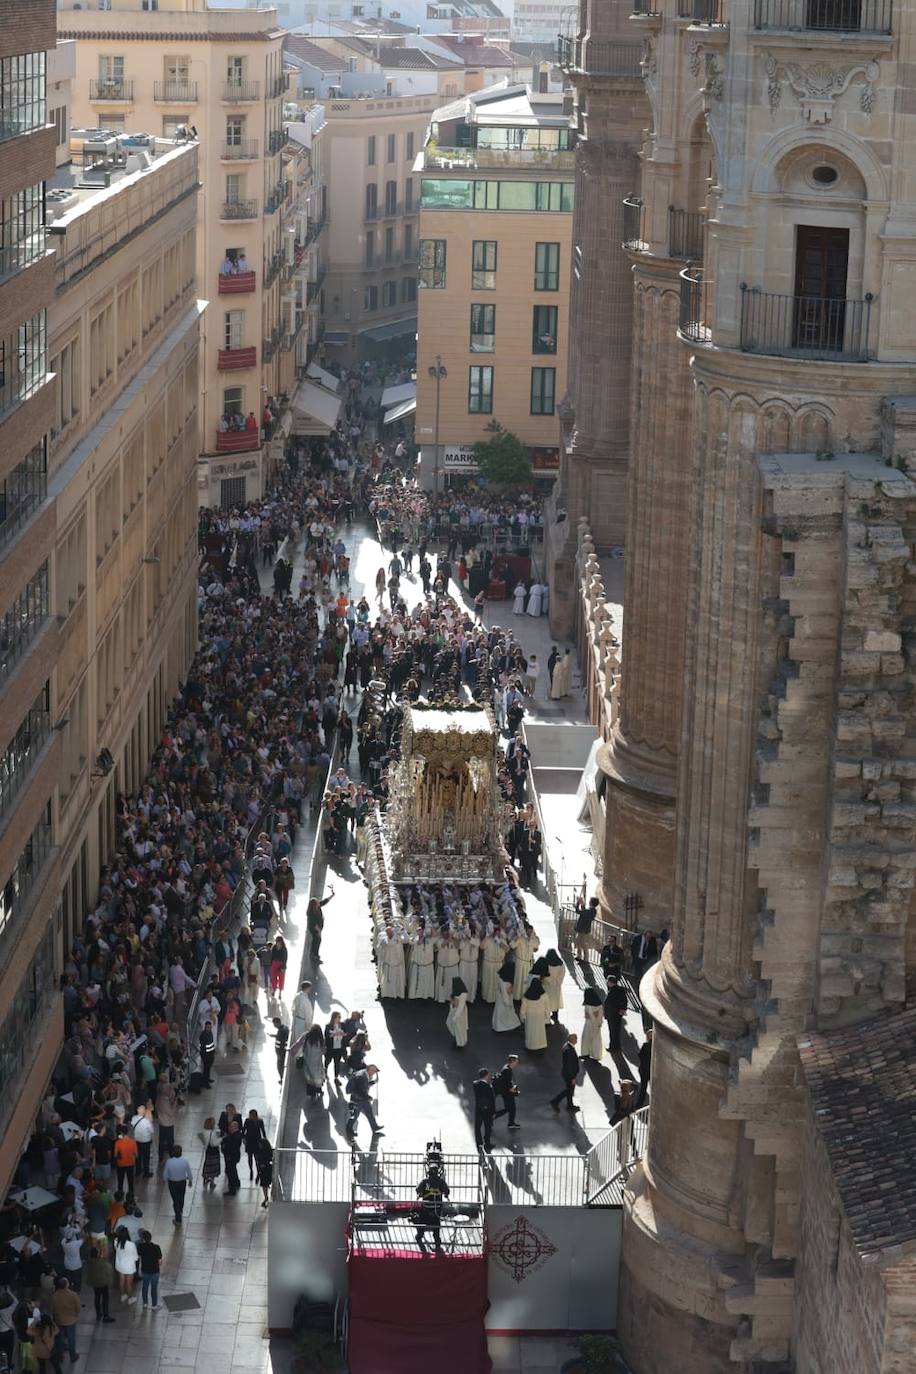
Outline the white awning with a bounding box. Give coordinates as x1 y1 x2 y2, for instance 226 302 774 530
380 380 416 409
306 362 340 393
383 397 417 424
290 378 342 435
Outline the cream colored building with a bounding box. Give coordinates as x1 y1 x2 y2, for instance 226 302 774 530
319 91 438 360
414 85 573 489
57 0 329 506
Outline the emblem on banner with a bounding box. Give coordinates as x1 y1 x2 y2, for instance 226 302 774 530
489 1215 558 1284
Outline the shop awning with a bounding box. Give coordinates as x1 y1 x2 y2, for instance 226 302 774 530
306 362 340 392
290 378 342 434
383 396 417 425
360 316 417 343
380 380 416 409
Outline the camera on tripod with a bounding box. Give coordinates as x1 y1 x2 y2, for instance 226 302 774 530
424 1138 444 1178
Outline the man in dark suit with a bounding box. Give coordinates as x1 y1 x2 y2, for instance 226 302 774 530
550 1034 581 1113
493 1055 521 1131
472 1068 496 1153
630 929 658 985
637 1029 653 1107
604 977 629 1053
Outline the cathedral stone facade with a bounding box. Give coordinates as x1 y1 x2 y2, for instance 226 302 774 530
551 0 916 1368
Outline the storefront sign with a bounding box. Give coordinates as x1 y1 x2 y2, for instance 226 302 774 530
210 457 260 479
443 445 478 471
530 447 560 471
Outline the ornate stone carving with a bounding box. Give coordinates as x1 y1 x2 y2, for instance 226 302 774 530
764 53 879 124
703 51 724 102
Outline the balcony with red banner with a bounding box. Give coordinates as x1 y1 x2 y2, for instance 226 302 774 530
218 271 256 295
215 428 260 453
217 345 257 371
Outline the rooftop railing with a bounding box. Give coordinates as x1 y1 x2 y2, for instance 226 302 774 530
668 206 705 260
679 267 713 342
622 195 646 251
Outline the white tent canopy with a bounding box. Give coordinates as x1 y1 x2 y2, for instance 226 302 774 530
383 397 417 425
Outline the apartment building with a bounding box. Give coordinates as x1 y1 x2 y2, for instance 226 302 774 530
0 0 61 1194
320 91 435 360
43 149 203 1192
57 0 329 507
414 85 573 488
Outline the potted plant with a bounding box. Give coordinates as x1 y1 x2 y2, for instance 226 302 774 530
291 1328 346 1374
561 1333 629 1374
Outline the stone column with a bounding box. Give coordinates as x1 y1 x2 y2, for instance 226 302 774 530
598 256 693 927
617 364 773 1374
547 5 647 640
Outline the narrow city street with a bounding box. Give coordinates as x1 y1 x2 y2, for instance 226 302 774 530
70 517 641 1374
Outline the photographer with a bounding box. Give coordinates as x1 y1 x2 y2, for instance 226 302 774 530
492 1055 521 1131
414 1161 450 1254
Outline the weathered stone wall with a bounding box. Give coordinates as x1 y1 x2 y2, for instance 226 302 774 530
793 1106 887 1374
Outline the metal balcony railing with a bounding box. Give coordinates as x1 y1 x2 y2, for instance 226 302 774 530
678 0 727 19
221 140 259 160
90 78 133 101
668 206 705 260
265 184 285 214
622 195 646 250
264 250 284 287
153 80 198 102
221 200 258 220
268 129 285 155
739 286 874 361
268 75 286 99
631 0 662 12
262 328 281 362
679 267 713 343
753 0 891 28
217 345 257 371
222 80 260 102
558 37 644 76
307 265 326 303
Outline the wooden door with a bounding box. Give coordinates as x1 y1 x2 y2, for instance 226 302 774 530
794 225 849 352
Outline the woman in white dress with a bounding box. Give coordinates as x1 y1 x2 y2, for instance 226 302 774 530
445 977 469 1049
544 948 565 1024
513 581 527 615
435 936 461 1002
511 922 540 1000
526 582 543 617
520 978 550 1051
480 926 507 1003
458 928 481 1003
492 960 522 1033
408 926 436 999
581 988 604 1061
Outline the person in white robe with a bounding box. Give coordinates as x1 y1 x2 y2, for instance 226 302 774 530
520 978 550 1051
513 581 527 615
458 930 481 1002
435 936 461 1002
377 927 406 999
290 980 315 1043
492 961 522 1033
550 648 573 700
544 948 565 1023
446 977 469 1048
511 922 540 1000
408 928 436 999
581 988 604 1061
526 583 543 617
480 929 507 1002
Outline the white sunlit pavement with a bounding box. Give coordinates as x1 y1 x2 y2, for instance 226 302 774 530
76 517 639 1374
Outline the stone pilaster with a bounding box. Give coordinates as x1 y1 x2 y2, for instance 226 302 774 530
598 257 693 927
546 0 647 640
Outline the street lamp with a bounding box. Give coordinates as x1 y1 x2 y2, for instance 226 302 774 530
428 355 447 495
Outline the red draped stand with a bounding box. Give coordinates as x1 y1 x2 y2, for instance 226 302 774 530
347 1242 491 1374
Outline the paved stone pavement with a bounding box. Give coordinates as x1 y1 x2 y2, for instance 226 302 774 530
73 518 639 1374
